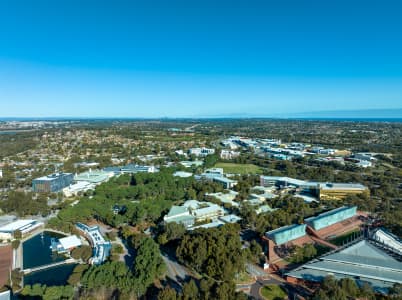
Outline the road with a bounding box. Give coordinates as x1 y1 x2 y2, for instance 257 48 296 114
246 263 270 279
250 278 281 300
161 252 191 284
238 263 312 300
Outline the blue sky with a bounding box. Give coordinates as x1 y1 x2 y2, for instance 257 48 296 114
0 0 401 117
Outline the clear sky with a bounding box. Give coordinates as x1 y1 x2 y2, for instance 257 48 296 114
0 0 401 118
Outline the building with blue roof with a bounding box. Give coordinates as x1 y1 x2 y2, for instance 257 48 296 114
265 224 307 245
32 172 74 193
304 206 357 231
75 223 111 265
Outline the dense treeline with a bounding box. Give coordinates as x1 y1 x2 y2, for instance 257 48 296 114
0 132 38 159
21 284 74 300
64 236 165 299
176 224 245 282
48 170 223 232
0 191 50 216
157 279 248 300
239 196 322 235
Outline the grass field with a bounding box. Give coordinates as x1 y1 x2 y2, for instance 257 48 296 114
214 162 262 174
260 285 287 300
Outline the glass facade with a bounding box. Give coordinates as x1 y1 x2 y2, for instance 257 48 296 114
32 173 74 193
305 206 357 231
266 224 307 245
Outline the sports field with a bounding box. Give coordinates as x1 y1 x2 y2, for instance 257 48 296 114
214 162 262 175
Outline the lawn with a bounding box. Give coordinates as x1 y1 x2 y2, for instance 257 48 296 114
214 162 262 175
260 284 287 300
234 271 254 284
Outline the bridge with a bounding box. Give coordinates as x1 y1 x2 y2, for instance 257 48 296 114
23 258 77 275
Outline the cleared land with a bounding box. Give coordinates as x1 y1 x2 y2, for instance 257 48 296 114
214 163 262 175
260 284 287 300
0 245 12 287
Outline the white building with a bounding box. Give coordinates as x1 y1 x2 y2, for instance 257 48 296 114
220 140 239 150
173 171 193 178
205 168 224 175
355 153 375 161
0 219 44 240
191 203 224 222
213 177 238 189
319 149 336 155
356 160 373 168
372 228 402 256
219 214 242 224
188 147 215 157
175 150 185 156
63 181 96 197
206 190 239 207
220 150 240 160
180 160 204 168
164 200 225 229
51 235 82 253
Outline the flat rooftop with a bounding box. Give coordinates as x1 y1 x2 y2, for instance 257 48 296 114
304 206 356 223
319 183 367 190
287 240 402 290
59 235 82 249
266 224 306 236
74 170 112 183
0 219 36 232
34 172 72 181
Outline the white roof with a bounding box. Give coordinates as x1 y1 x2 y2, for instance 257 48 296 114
0 290 11 300
372 229 402 255
63 181 94 191
59 235 82 249
219 214 242 223
183 200 201 209
173 171 193 178
0 219 36 232
35 173 72 181
193 204 223 216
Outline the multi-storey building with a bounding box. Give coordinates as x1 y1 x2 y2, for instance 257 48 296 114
32 173 74 193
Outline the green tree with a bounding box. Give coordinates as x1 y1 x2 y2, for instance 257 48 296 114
71 245 92 261
133 237 166 295
339 278 359 298
182 280 199 300
176 225 245 282
43 286 63 300
157 286 178 300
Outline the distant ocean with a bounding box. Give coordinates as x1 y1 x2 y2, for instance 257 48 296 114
290 118 402 123
0 117 401 123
